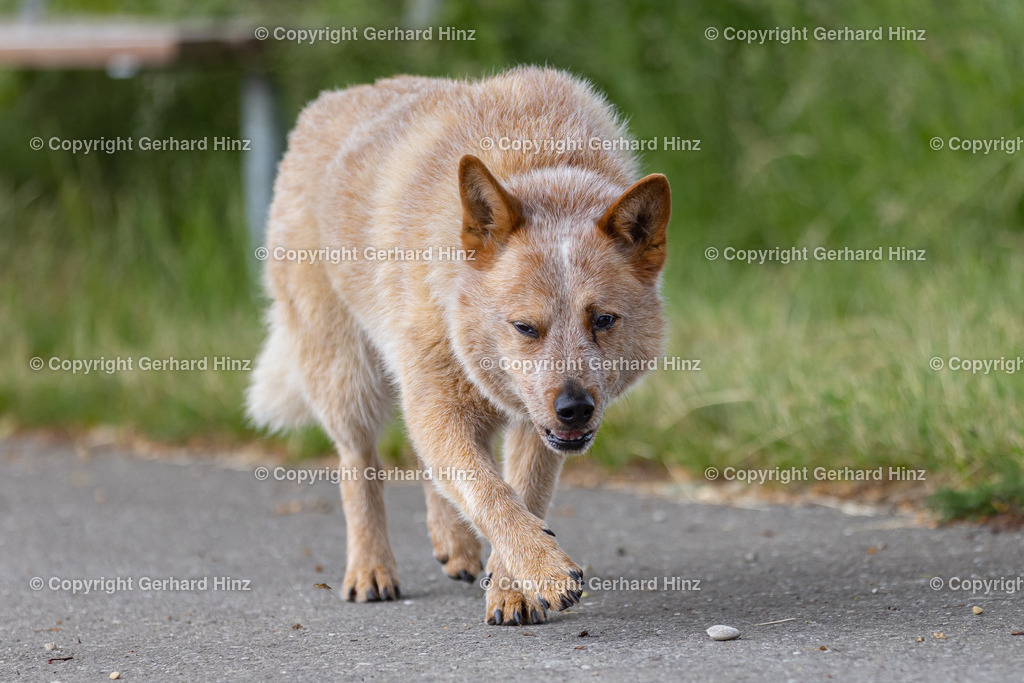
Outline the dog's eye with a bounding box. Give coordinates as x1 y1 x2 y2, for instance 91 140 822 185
593 314 618 331
512 321 540 338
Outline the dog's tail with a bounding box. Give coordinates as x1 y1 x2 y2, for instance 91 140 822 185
246 305 316 432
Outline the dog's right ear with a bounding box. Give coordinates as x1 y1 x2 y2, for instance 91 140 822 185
458 155 523 266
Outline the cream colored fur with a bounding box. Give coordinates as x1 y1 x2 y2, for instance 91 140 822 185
248 66 670 625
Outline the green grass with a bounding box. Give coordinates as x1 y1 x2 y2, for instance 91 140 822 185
2 0 1023 517
929 471 1024 523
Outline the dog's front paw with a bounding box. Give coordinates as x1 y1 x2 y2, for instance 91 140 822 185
343 561 401 602
496 529 584 620
483 559 549 625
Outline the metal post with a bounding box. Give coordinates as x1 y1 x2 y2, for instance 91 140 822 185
241 72 283 261
20 0 46 21
404 0 441 28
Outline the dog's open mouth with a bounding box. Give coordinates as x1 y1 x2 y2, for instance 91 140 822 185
543 427 595 452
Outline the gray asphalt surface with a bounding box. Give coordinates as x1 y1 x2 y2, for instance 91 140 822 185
1 437 1022 681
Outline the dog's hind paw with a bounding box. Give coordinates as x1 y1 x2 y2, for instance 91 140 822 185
428 515 483 584
436 552 483 584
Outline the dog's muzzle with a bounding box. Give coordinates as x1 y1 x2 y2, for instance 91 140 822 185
543 427 595 452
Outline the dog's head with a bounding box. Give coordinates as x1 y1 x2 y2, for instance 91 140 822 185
453 155 670 454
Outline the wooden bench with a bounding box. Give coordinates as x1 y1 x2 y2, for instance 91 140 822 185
0 17 282 248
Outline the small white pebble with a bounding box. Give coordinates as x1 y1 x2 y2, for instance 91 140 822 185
44 642 56 651
972 606 983 615
110 673 121 680
706 624 740 641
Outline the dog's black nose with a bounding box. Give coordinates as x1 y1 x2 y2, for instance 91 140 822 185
553 384 595 428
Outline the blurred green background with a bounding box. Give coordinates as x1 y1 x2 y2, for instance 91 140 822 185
2 0 1022 520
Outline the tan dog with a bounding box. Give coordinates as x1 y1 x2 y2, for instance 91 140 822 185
248 67 670 625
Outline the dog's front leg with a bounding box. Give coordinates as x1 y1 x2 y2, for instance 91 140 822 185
484 419 568 625
401 387 583 621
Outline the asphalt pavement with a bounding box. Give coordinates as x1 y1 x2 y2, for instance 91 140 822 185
1 437 1021 681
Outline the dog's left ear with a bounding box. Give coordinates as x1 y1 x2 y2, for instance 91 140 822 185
597 174 671 282
458 155 523 267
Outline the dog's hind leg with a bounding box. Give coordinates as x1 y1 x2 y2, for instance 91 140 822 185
424 481 483 583
284 291 400 602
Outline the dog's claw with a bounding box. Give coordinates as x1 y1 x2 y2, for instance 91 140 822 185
366 588 379 602
435 554 449 565
458 569 475 583
493 609 503 625
346 587 356 602
393 585 401 600
539 597 550 610
530 608 541 624
569 569 583 582
542 528 556 537
381 586 391 601
513 610 523 625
